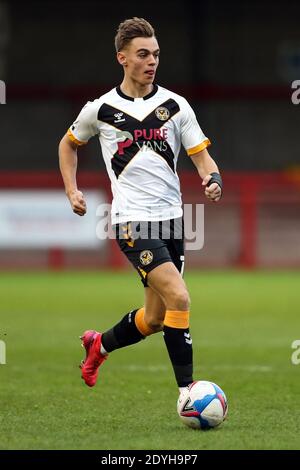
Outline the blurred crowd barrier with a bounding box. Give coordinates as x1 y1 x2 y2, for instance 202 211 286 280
0 171 299 269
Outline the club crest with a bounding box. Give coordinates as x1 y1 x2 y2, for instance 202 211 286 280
155 106 170 121
139 250 153 266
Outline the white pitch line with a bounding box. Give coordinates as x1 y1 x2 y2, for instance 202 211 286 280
206 365 273 373
120 365 168 372
118 364 273 373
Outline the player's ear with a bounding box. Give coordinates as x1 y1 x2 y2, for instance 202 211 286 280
117 51 127 66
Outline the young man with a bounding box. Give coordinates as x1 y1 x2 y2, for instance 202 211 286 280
59 18 222 394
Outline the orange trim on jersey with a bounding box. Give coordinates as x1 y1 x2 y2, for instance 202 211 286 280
164 310 189 329
67 128 87 146
187 139 211 156
135 307 155 336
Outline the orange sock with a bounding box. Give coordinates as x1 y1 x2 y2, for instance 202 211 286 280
134 307 155 336
164 310 189 329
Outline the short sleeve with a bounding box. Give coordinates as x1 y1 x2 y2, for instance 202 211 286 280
67 101 99 146
180 99 211 156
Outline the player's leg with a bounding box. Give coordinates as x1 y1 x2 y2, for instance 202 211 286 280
80 287 165 387
100 285 165 353
99 222 167 351
147 261 193 390
80 221 169 387
142 286 166 332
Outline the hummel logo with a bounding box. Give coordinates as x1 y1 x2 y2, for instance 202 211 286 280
114 112 126 123
184 332 192 345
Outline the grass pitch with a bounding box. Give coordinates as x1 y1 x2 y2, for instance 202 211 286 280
0 270 299 450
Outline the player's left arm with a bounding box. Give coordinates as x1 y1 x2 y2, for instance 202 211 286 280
190 148 222 203
179 98 222 202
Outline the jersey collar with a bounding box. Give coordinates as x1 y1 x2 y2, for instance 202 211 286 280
116 84 158 101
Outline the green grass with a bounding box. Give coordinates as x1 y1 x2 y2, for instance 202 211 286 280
0 270 299 450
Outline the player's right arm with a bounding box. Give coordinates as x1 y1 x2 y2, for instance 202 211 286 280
58 100 99 216
58 134 87 216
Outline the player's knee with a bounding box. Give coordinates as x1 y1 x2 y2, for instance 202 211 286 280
170 289 190 311
144 309 165 333
146 317 164 333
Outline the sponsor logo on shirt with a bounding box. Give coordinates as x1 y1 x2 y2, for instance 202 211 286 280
116 128 168 155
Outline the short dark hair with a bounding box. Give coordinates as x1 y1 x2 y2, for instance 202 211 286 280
115 17 155 52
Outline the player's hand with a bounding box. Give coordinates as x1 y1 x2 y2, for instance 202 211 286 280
202 175 222 202
67 189 87 216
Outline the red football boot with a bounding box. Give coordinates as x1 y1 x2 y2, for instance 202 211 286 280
80 330 107 387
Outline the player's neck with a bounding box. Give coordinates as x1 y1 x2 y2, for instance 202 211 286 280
119 78 153 99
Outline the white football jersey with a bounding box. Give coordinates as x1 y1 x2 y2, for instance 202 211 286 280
67 84 210 224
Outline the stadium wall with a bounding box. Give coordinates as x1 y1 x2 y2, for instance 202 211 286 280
0 171 299 270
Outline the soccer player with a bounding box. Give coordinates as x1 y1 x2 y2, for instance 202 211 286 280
59 18 222 395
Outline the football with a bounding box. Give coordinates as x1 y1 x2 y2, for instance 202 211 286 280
177 381 228 429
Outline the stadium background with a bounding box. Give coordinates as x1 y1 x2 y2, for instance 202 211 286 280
0 0 300 451
0 0 299 269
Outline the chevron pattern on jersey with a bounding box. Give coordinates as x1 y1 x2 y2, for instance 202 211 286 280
98 99 180 178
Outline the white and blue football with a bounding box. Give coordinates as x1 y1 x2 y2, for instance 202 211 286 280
177 380 228 429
